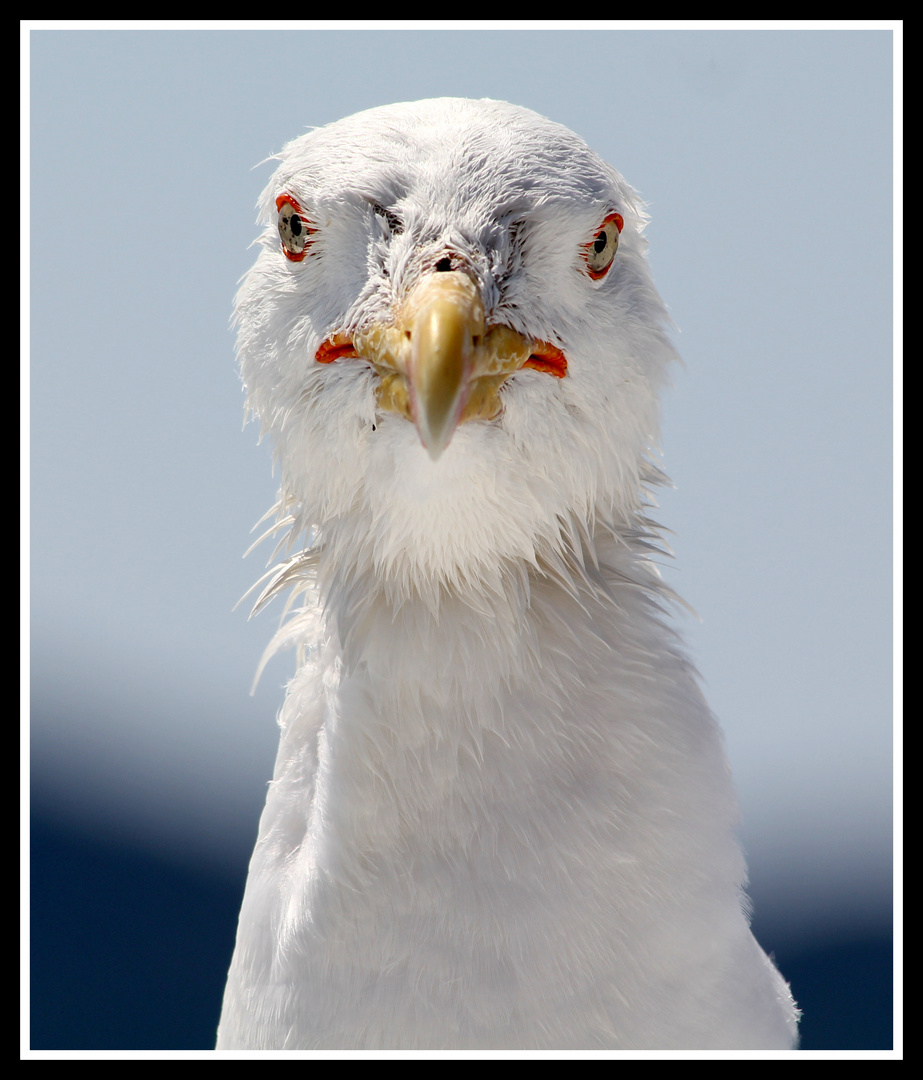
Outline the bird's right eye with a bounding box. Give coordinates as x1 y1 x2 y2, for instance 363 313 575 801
276 194 315 262
582 212 623 281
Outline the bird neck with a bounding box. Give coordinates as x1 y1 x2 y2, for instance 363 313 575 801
262 518 706 903
317 519 657 694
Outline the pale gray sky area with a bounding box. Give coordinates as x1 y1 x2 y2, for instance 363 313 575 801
29 26 894 942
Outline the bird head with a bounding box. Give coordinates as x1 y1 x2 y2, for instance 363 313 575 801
236 99 677 601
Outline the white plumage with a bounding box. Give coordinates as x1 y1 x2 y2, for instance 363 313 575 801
216 98 799 1051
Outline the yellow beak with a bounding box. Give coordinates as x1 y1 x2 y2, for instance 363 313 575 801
402 271 485 459
319 270 568 460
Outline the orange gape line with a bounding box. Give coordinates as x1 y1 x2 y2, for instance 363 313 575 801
523 343 568 378
316 333 567 376
315 335 359 364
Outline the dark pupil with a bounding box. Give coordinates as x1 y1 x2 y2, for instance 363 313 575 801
593 231 607 254
290 214 302 237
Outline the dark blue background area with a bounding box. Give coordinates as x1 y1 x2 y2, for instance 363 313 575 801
29 810 893 1052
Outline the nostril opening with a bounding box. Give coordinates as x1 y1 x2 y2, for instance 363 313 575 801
435 257 452 272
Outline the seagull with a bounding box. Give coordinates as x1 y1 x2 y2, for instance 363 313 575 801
216 98 799 1051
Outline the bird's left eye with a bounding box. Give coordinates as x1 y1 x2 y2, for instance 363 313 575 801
276 194 315 262
582 212 624 280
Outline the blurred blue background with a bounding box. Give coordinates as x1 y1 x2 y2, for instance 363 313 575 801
28 26 895 1051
